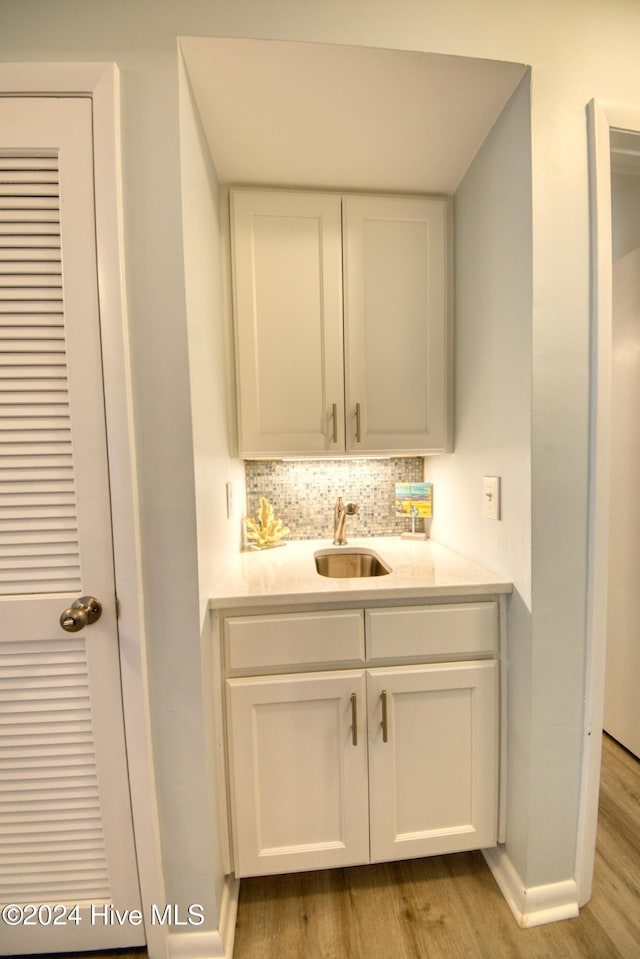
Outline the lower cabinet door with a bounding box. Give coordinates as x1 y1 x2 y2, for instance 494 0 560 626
367 661 498 863
226 670 370 877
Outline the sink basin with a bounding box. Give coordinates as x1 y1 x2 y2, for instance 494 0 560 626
314 547 391 578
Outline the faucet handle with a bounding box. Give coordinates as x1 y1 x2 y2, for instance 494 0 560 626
333 497 358 545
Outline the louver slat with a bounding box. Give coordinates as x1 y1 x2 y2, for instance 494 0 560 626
0 251 60 262
0 640 110 902
0 154 81 596
0 261 62 274
0 234 60 246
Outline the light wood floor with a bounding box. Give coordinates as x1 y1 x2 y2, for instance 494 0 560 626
27 734 640 959
233 733 640 959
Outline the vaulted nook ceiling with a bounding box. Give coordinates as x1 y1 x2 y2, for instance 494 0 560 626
180 37 527 194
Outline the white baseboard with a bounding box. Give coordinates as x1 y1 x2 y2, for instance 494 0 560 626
168 930 225 959
220 873 240 958
482 845 579 928
168 875 240 959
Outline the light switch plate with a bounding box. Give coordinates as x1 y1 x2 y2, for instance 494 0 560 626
483 476 501 520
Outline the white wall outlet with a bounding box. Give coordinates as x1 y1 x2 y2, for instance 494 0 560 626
226 481 233 519
483 476 501 520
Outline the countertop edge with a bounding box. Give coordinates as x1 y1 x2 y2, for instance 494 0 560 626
207 538 513 611
208 581 512 611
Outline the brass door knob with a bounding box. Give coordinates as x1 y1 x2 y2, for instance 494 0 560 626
60 596 103 633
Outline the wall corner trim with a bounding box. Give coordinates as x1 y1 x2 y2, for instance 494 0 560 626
482 846 579 928
168 875 239 959
168 930 224 959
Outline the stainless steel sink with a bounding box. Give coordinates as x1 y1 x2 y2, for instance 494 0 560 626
314 547 391 578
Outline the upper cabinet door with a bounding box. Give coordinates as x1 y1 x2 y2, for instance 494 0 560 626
230 190 344 456
343 195 452 453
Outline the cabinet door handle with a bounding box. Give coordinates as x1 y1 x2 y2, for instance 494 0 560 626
331 403 338 444
351 692 358 746
380 690 388 743
355 403 362 443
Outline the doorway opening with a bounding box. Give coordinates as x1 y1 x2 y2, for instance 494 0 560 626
605 130 640 760
578 101 640 905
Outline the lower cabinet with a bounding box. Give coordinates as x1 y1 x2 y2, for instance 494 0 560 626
226 647 498 877
366 661 497 864
226 670 369 877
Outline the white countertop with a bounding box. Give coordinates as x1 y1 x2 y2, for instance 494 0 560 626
209 537 512 609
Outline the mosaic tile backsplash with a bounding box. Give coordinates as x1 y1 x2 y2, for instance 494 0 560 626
244 458 426 541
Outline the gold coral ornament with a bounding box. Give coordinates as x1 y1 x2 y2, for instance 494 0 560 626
243 497 290 549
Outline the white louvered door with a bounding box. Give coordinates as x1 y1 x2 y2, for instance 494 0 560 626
0 99 143 952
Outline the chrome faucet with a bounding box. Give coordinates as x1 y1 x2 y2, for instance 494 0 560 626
333 496 359 545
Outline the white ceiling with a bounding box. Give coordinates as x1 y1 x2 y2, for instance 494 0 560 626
180 37 528 195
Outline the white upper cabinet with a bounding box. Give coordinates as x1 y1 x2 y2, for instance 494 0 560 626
230 188 452 457
230 190 344 455
343 194 451 454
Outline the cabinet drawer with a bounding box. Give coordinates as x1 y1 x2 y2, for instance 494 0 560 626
225 609 365 672
366 602 497 661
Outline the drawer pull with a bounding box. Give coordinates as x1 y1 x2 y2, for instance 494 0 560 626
381 689 388 743
351 692 358 746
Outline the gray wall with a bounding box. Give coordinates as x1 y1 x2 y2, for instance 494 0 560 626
428 74 532 599
612 172 640 260
429 72 535 881
5 0 640 933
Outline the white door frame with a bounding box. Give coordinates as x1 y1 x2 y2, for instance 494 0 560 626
576 98 640 905
0 63 167 958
